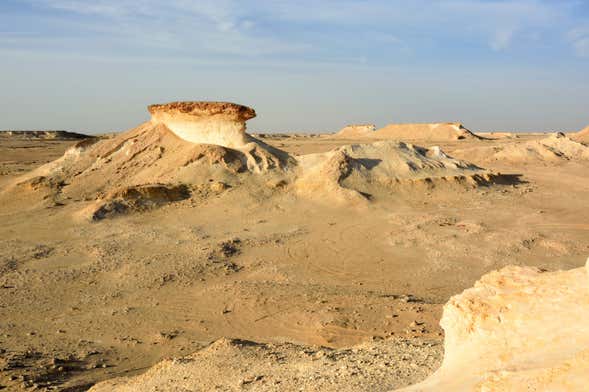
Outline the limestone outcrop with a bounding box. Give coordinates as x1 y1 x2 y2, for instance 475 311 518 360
454 132 589 163
573 125 589 144
334 124 376 138
89 338 442 392
85 254 589 391
148 101 256 148
295 141 498 203
397 257 589 391
332 122 479 141
374 123 480 141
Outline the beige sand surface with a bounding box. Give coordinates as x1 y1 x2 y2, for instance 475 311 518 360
94 257 589 391
1 109 588 390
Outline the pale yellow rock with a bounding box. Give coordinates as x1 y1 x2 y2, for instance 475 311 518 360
334 124 376 138
374 122 480 141
148 101 256 148
332 122 480 141
397 257 589 392
573 125 589 144
294 141 495 203
454 132 589 163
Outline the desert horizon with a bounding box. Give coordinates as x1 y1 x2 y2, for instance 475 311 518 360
2 1 589 391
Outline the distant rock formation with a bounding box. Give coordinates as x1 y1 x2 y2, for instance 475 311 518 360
398 257 589 391
334 124 376 138
373 123 480 141
476 131 519 139
332 123 481 141
0 130 92 140
454 132 589 163
573 125 589 144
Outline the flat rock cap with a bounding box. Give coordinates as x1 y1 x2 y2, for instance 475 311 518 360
148 101 256 120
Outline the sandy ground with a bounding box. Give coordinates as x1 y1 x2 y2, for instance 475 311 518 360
1 132 588 390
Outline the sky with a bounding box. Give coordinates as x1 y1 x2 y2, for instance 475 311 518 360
0 0 588 134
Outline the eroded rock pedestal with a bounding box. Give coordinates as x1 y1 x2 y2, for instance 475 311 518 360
398 257 589 391
148 101 256 148
1 101 292 219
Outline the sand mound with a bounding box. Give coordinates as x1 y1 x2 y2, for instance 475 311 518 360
4 102 294 215
0 130 92 140
537 132 589 158
86 184 191 220
455 132 589 163
573 125 589 144
20 123 289 193
373 123 480 141
295 141 497 203
89 337 441 392
334 124 376 138
399 256 589 391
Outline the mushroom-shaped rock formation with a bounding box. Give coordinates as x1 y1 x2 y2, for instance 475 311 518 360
2 101 294 217
397 257 589 391
148 101 256 148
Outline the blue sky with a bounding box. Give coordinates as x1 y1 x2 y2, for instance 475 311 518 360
1 0 588 133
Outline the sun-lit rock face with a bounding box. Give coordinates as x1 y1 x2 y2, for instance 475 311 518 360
334 124 376 138
148 101 256 148
374 122 480 141
397 257 589 392
294 141 496 204
574 125 589 144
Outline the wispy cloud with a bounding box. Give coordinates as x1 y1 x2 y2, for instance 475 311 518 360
573 37 589 57
23 0 295 56
1 1 588 133
490 28 517 51
568 25 589 57
4 0 588 62
254 0 576 50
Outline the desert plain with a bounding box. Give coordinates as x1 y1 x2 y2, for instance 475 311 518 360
0 103 588 391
